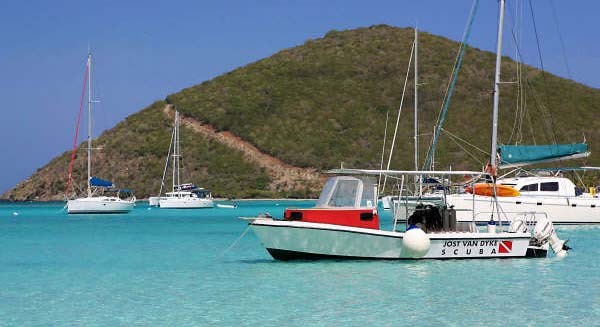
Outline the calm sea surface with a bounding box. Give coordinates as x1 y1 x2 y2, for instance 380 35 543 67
0 200 598 326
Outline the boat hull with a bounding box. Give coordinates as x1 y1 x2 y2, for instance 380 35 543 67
159 198 214 209
250 219 532 260
67 197 135 214
446 193 600 224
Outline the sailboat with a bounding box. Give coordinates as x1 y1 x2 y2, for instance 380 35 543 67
246 0 569 260
378 11 599 225
152 110 214 209
66 53 136 214
446 163 600 225
380 26 444 211
440 7 599 224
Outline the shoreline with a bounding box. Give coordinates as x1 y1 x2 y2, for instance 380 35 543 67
0 198 317 204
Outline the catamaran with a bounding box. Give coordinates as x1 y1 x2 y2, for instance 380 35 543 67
66 53 136 214
247 0 570 260
377 8 599 225
149 110 214 209
446 166 600 225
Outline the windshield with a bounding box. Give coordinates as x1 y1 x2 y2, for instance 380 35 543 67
315 176 375 208
315 178 336 207
328 179 359 207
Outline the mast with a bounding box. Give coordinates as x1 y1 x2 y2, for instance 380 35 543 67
176 110 180 189
414 26 420 195
172 111 179 192
490 0 506 174
87 53 92 198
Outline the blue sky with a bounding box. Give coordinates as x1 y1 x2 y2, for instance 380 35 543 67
1 0 598 194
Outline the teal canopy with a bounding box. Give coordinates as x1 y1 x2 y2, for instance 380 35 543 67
498 143 589 167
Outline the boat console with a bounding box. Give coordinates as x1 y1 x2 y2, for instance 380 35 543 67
283 176 379 229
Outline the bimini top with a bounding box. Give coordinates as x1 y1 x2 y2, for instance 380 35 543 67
315 176 376 209
89 176 113 188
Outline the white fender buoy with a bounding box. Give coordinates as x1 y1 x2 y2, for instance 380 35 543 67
403 227 430 258
12 211 19 216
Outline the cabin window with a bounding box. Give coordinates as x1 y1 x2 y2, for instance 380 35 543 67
328 179 359 207
540 182 559 192
193 191 209 199
520 183 539 192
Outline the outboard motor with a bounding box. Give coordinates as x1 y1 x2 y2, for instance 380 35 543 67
532 216 570 257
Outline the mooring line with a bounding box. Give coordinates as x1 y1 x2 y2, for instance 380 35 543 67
216 225 251 260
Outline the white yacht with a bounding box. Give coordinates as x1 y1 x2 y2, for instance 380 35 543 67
447 174 600 225
66 53 135 214
68 193 135 214
154 111 214 209
159 184 213 209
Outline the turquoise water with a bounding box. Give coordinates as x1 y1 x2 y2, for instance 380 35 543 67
1 201 599 326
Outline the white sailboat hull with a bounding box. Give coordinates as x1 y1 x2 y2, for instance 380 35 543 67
67 197 135 214
148 196 166 206
446 193 600 224
250 219 532 260
159 197 214 209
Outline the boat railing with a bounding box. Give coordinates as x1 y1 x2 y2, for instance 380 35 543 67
473 211 549 226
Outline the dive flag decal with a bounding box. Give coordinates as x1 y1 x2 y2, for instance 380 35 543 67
499 240 513 253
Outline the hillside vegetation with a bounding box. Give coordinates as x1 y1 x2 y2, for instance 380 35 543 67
4 25 600 200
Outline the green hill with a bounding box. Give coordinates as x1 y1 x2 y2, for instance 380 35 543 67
4 25 600 201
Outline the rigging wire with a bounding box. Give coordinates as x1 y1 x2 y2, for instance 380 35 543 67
377 110 390 196
527 0 546 82
507 0 526 145
443 132 486 166
65 61 90 199
441 128 489 156
423 0 480 170
504 3 557 145
527 0 558 143
158 123 176 196
382 41 415 192
549 0 572 79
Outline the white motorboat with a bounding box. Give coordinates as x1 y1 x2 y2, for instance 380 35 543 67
155 111 214 209
249 0 571 260
249 171 569 260
66 53 135 214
